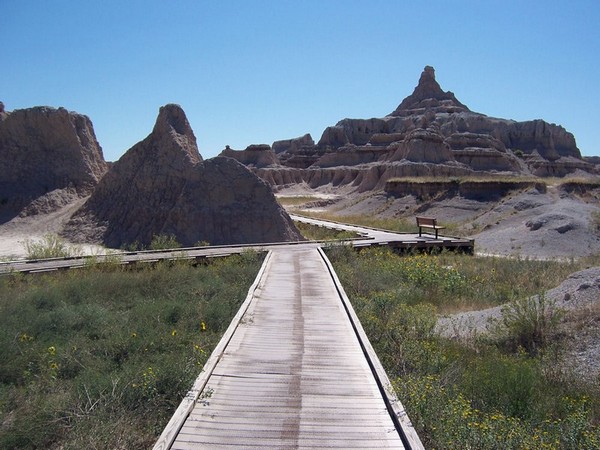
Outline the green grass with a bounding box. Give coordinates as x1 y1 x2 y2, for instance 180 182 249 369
275 195 323 206
4 234 600 449
327 246 600 449
329 246 584 313
294 221 360 241
0 252 264 449
23 234 82 260
555 176 600 187
297 211 416 233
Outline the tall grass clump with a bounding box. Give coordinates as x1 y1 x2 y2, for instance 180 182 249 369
495 293 564 355
149 233 182 250
23 233 81 260
327 246 577 312
327 246 600 449
0 252 263 449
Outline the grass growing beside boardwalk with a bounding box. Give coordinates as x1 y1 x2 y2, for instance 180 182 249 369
294 221 360 241
327 246 600 449
276 195 323 207
300 211 416 234
0 252 263 450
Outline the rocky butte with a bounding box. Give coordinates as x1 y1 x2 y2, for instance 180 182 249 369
220 66 594 190
64 104 303 248
0 103 108 220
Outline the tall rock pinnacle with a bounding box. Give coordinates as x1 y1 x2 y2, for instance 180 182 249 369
64 104 303 248
148 103 203 166
391 66 469 115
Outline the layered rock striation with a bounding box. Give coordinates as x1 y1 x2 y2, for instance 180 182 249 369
0 105 108 219
219 144 279 168
65 104 303 248
225 66 591 190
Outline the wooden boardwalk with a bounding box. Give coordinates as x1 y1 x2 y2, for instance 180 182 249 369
154 246 423 449
0 216 472 275
290 215 474 253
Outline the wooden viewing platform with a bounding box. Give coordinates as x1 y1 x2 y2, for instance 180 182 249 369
154 246 424 449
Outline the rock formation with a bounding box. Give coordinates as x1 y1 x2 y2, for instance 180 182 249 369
272 134 320 168
391 65 469 115
0 102 7 121
0 105 108 220
225 66 591 190
219 144 279 168
64 104 303 248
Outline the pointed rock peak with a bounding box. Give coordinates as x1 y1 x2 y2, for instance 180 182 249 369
0 101 7 121
391 66 469 115
153 103 194 136
149 103 202 163
420 65 437 84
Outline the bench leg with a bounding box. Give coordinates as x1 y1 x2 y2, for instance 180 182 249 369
419 227 422 237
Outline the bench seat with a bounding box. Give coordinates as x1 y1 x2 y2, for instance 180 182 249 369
416 216 445 239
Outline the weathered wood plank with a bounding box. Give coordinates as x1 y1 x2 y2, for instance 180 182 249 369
317 247 425 449
162 247 412 449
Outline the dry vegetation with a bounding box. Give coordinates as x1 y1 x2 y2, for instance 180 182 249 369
386 175 600 188
327 246 600 449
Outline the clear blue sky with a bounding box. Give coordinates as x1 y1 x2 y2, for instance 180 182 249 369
3 1 599 161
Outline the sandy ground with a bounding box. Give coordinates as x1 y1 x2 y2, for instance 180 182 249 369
0 198 106 260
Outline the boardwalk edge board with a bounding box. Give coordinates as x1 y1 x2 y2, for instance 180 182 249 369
317 247 426 450
152 251 274 450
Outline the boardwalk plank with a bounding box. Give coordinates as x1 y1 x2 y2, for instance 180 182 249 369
157 247 423 449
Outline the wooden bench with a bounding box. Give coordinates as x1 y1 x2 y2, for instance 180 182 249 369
416 216 445 239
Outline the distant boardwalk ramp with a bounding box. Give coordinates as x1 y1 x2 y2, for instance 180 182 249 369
154 246 424 449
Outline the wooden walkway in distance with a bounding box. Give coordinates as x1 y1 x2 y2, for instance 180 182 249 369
290 215 474 253
0 215 473 276
154 246 423 449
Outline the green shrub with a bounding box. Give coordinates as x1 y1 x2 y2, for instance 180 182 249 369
149 234 181 250
495 293 564 355
23 234 80 259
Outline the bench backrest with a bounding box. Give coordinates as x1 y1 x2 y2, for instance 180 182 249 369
416 216 436 227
